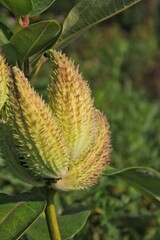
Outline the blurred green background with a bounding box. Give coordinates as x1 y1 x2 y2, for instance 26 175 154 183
0 1 160 239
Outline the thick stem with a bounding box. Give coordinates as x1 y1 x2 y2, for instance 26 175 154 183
24 58 30 78
45 188 61 240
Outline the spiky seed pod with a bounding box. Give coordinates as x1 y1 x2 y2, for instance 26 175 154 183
0 55 9 110
7 67 69 180
53 111 111 191
0 51 111 191
48 51 97 160
48 50 111 191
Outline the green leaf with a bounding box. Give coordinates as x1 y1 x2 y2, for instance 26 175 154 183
10 20 61 62
106 166 160 206
1 43 17 65
59 210 90 239
1 0 33 16
26 218 50 240
0 22 12 40
0 193 46 240
0 29 9 46
30 0 55 16
55 0 141 49
26 210 90 240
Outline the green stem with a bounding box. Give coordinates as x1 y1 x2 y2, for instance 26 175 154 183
24 58 30 78
45 188 61 240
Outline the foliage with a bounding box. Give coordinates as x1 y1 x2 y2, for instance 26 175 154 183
0 193 46 240
0 0 160 240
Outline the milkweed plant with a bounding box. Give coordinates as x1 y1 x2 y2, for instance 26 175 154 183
0 1 159 240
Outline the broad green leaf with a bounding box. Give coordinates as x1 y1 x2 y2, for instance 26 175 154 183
10 20 60 62
1 43 17 65
30 0 55 16
0 193 46 240
26 210 91 240
55 0 141 49
1 0 33 16
106 166 160 206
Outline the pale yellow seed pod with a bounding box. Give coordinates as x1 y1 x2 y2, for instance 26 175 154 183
0 51 111 191
48 51 111 191
53 111 111 191
48 51 97 160
7 67 69 180
0 55 9 110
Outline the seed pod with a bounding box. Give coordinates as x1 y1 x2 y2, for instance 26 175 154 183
7 67 69 180
53 111 111 191
48 51 111 190
0 55 9 110
0 51 111 191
